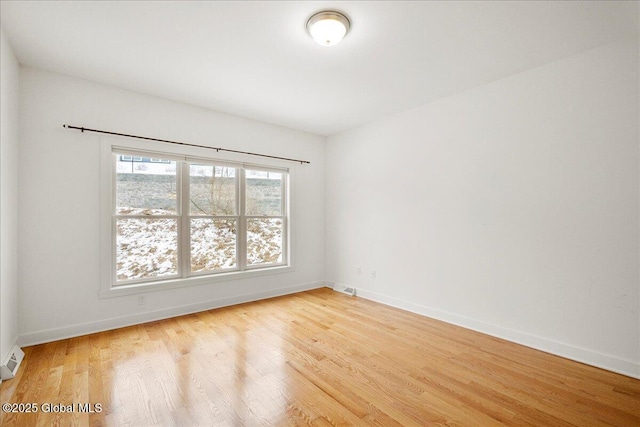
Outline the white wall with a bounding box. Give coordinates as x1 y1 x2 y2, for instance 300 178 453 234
326 38 639 378
18 67 325 344
0 28 20 369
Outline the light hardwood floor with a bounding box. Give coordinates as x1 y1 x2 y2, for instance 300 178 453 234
1 288 639 426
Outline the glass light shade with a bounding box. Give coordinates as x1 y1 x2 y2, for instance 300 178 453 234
307 11 350 47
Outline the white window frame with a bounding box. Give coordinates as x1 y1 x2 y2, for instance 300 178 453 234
100 137 294 298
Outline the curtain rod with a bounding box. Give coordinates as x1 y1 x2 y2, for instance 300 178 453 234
62 124 311 165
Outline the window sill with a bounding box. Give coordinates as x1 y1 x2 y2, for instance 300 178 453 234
99 265 294 298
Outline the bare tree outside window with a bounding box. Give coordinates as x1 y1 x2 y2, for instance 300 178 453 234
189 165 236 215
188 165 238 273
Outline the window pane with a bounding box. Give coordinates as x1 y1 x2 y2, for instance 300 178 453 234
247 218 283 266
116 155 177 215
116 218 178 281
191 218 237 272
190 165 237 215
246 170 283 216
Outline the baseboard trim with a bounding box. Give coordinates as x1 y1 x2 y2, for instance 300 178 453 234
18 281 327 347
350 286 639 380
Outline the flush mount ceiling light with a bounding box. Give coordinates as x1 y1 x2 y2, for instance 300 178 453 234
306 10 351 47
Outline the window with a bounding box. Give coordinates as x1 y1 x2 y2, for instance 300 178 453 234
102 144 290 295
245 170 285 266
189 164 238 273
115 156 179 281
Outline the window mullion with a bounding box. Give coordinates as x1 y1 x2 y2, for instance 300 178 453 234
111 154 117 286
283 174 289 265
238 168 247 270
180 161 191 277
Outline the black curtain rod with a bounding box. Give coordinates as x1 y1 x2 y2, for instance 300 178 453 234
62 124 311 165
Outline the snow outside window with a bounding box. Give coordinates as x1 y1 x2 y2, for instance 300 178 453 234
109 148 289 291
115 157 180 282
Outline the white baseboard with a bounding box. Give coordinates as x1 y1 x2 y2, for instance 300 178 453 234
18 281 326 347
349 286 640 380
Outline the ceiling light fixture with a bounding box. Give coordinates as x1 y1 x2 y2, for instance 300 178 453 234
306 10 351 47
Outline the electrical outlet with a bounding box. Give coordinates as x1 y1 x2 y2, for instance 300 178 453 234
371 270 376 279
138 295 146 305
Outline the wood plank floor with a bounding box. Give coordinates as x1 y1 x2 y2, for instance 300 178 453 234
1 288 639 426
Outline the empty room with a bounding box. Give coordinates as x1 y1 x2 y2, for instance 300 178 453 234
1 1 639 425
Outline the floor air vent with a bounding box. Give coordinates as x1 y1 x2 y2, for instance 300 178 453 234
333 285 356 296
1 346 25 381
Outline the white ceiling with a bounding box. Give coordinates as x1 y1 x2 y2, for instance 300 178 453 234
1 1 638 136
